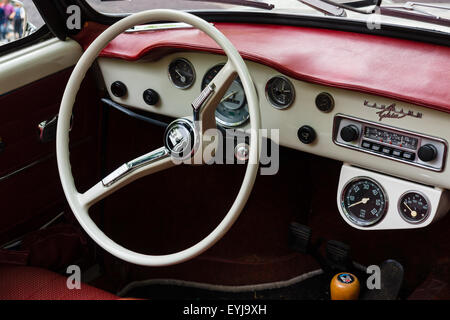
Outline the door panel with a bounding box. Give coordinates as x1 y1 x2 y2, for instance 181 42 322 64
0 40 101 245
0 39 82 96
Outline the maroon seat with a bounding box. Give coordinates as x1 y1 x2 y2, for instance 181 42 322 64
0 265 118 300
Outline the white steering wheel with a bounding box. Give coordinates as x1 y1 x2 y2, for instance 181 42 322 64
56 9 261 266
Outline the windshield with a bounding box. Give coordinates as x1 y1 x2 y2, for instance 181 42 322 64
85 0 450 31
85 0 448 13
86 0 237 13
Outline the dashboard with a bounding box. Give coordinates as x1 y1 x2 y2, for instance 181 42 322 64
97 52 450 230
90 24 450 231
98 52 450 184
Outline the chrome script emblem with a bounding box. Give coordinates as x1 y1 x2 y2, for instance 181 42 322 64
364 100 423 122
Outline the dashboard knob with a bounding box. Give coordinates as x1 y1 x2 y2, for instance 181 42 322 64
143 89 160 106
315 92 334 113
418 144 437 162
111 81 127 98
340 125 360 142
297 125 316 144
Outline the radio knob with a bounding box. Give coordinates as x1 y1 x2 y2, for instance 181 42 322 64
340 125 360 142
418 144 437 162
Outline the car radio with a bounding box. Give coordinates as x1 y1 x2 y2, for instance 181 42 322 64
333 115 447 172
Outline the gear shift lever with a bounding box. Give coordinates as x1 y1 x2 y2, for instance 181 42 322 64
330 272 360 300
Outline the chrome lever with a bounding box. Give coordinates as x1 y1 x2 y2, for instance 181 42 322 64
191 83 215 120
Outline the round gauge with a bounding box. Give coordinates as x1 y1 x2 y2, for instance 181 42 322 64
341 177 388 227
202 64 249 127
265 76 295 109
398 191 430 224
168 58 195 89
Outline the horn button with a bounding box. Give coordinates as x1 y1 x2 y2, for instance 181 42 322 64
164 119 196 160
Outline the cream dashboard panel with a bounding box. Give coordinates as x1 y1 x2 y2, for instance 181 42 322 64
97 52 450 190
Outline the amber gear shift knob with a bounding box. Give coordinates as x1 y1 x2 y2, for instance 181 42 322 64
330 272 360 300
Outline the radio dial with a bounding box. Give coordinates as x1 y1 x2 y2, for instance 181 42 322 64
418 144 437 162
340 125 360 142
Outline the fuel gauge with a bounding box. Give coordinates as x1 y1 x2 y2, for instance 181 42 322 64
168 58 195 89
398 191 430 224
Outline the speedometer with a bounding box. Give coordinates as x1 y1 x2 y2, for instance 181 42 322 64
341 177 388 227
202 64 249 128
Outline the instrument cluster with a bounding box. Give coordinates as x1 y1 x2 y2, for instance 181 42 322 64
168 58 295 128
337 164 449 230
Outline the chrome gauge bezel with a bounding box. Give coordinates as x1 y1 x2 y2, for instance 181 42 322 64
168 58 196 90
215 112 250 128
202 63 250 128
397 190 431 224
340 176 389 227
265 75 295 110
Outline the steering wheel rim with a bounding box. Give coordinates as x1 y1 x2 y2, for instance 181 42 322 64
56 9 260 267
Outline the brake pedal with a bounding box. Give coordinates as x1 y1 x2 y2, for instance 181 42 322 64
326 240 352 271
288 222 311 254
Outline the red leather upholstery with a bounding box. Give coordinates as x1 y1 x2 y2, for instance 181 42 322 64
0 265 117 300
73 22 450 114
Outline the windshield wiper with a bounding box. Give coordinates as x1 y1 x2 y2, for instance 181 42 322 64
187 0 275 10
299 0 380 16
299 0 450 27
299 0 347 16
380 2 450 27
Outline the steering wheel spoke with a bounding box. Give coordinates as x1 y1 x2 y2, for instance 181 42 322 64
78 147 173 209
193 60 237 132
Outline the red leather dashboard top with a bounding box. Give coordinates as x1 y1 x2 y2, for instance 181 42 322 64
74 22 450 113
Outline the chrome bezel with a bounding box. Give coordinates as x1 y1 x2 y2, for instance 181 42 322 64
341 176 389 227
168 58 196 90
215 109 250 128
397 190 431 224
202 63 249 128
265 75 295 110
